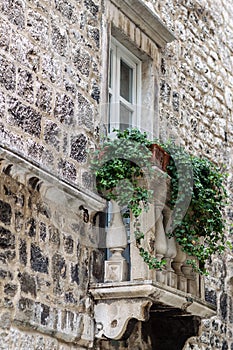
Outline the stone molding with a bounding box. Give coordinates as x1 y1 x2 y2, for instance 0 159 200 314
109 0 176 47
90 281 216 340
0 146 105 218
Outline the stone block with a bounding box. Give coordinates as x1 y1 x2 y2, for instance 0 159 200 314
17 68 34 104
0 56 16 91
27 9 49 46
0 226 15 249
1 0 25 29
0 200 12 225
8 98 42 137
51 23 68 57
19 272 37 297
54 93 74 125
0 19 10 51
70 134 87 163
84 0 99 17
58 160 77 182
55 0 75 21
64 235 74 254
30 244 49 274
36 81 53 113
77 93 94 129
73 48 91 77
52 253 67 280
104 260 128 282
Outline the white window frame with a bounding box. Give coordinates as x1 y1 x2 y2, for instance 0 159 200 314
108 37 142 133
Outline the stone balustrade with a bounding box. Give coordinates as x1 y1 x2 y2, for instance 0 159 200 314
104 168 205 300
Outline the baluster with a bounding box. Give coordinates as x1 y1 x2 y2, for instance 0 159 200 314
163 206 177 288
172 243 187 292
154 202 167 284
182 256 198 296
104 200 128 282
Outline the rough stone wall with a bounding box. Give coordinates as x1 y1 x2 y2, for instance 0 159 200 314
0 0 101 188
143 0 233 349
0 167 105 349
96 0 233 349
0 0 233 349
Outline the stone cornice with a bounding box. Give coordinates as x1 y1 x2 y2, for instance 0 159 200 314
0 146 105 215
110 0 176 47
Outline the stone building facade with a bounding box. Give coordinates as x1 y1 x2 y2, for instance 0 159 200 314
0 0 232 349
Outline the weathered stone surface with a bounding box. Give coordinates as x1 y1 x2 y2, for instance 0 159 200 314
73 49 91 77
19 272 37 297
52 253 66 280
64 235 74 254
0 19 10 51
54 93 74 124
55 0 75 20
30 244 49 274
8 98 41 137
70 134 87 163
44 121 61 151
27 10 49 46
1 0 25 29
19 239 27 266
0 200 12 224
0 227 15 249
35 81 53 113
17 68 34 104
0 0 232 349
0 56 16 91
51 23 68 57
77 93 94 129
58 160 77 181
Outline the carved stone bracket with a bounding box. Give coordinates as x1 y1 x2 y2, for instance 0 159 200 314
90 281 216 340
0 147 106 220
94 299 152 339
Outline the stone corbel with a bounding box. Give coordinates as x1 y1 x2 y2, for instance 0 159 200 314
0 147 106 221
90 281 216 340
94 299 152 340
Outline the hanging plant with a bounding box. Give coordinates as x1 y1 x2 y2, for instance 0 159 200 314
90 128 167 269
161 141 230 274
90 128 230 274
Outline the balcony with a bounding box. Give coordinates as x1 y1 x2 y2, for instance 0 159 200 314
89 167 216 342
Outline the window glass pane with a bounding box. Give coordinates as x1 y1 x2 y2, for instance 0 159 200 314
120 103 132 130
120 60 133 102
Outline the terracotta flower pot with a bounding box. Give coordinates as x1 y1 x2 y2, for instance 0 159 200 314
150 144 170 172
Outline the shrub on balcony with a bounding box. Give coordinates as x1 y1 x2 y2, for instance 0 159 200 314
90 128 230 274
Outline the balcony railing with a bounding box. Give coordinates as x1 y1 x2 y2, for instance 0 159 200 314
90 167 216 341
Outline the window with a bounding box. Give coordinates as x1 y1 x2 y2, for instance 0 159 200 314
108 38 141 133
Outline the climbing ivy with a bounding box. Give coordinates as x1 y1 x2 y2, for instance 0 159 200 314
91 128 230 274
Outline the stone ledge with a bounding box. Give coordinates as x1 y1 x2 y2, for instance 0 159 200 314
90 280 216 340
0 146 105 216
109 0 176 47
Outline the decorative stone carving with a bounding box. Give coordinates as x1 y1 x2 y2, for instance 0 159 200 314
182 257 198 296
171 242 187 292
90 281 216 340
104 201 128 282
0 147 105 219
94 299 152 339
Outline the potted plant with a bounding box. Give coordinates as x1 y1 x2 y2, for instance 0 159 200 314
90 128 167 269
90 128 230 274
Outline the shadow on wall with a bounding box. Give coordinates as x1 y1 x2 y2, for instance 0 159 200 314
142 309 201 350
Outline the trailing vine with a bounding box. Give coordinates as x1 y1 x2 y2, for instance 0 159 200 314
161 142 230 274
90 128 230 274
90 128 166 269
